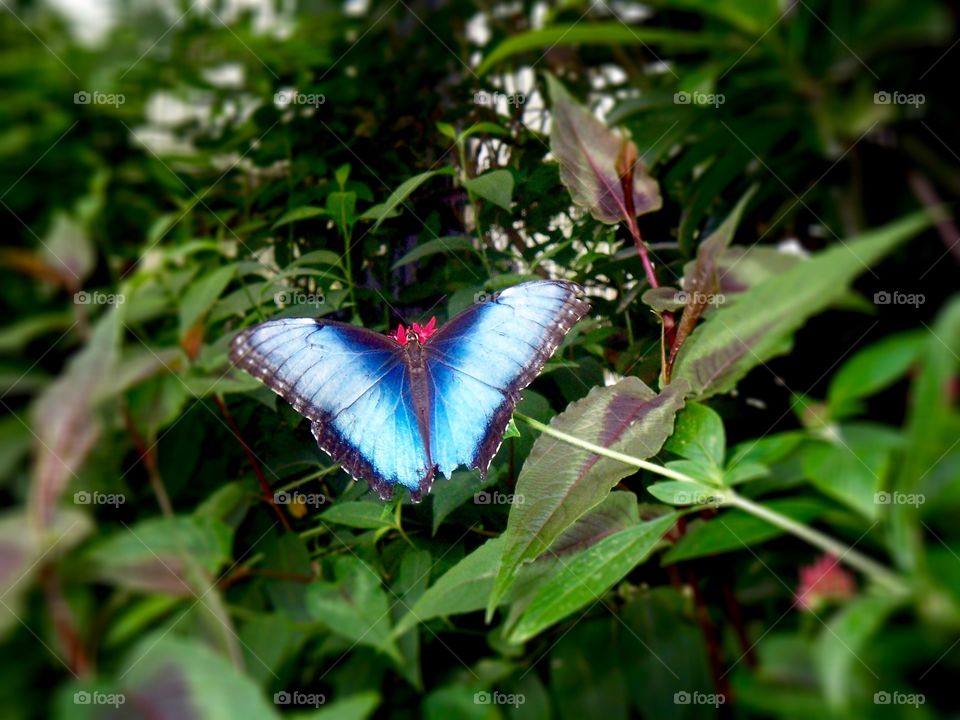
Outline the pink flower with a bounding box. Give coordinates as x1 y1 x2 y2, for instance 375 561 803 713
411 316 437 343
391 323 409 346
795 554 855 611
389 317 436 345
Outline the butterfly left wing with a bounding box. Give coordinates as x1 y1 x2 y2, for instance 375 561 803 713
424 280 589 479
229 318 432 498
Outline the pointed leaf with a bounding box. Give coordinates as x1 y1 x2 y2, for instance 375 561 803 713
547 74 661 225
488 377 686 615
671 211 932 399
29 307 121 527
306 557 400 661
510 513 677 642
463 169 514 210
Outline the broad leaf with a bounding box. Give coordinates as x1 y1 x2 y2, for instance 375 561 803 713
306 556 401 662
179 265 236 338
814 594 903 710
547 74 661 225
29 307 121 527
272 206 328 228
509 513 677 642
669 189 754 369
488 377 686 616
463 169 514 210
671 211 932 399
662 498 829 563
359 168 455 230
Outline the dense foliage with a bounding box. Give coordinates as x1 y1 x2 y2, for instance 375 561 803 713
2 0 959 718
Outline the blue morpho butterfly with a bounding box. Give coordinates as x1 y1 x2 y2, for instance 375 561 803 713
229 280 589 500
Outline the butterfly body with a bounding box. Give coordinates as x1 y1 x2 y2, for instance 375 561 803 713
230 280 589 500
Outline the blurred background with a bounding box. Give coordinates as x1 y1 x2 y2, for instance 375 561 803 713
1 0 959 718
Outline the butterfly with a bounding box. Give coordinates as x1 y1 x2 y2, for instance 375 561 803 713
229 280 590 500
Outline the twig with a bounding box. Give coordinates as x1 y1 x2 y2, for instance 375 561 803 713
122 407 173 517
213 394 291 531
41 566 91 678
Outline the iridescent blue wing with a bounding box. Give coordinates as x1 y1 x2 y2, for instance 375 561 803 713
424 280 589 479
229 318 432 499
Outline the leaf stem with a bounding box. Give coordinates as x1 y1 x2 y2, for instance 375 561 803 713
514 413 911 595
513 413 694 482
726 493 909 594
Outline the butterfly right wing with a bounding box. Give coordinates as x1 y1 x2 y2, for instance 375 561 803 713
229 318 431 498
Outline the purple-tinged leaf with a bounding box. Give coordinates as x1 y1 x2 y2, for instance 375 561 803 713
488 377 686 615
29 308 121 528
547 74 661 225
667 189 754 373
672 211 932 399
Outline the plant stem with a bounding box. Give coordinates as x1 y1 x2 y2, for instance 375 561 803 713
514 413 694 483
514 413 912 595
726 493 909 594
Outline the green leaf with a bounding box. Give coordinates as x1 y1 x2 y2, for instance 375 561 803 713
71 634 280 720
391 236 478 270
510 513 677 642
395 538 503 636
83 515 233 595
488 378 686 617
671 211 933 399
663 402 725 467
890 297 960 568
319 501 396 530
662 498 829 563
723 461 769 485
30 307 122 526
463 169 514 210
477 25 736 75
306 557 401 662
0 509 91 635
326 191 356 238
359 168 454 231
802 424 902 519
42 212 95 286
179 264 236 337
547 74 661 225
826 331 925 417
815 594 903 710
398 493 636 635
272 206 328 228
